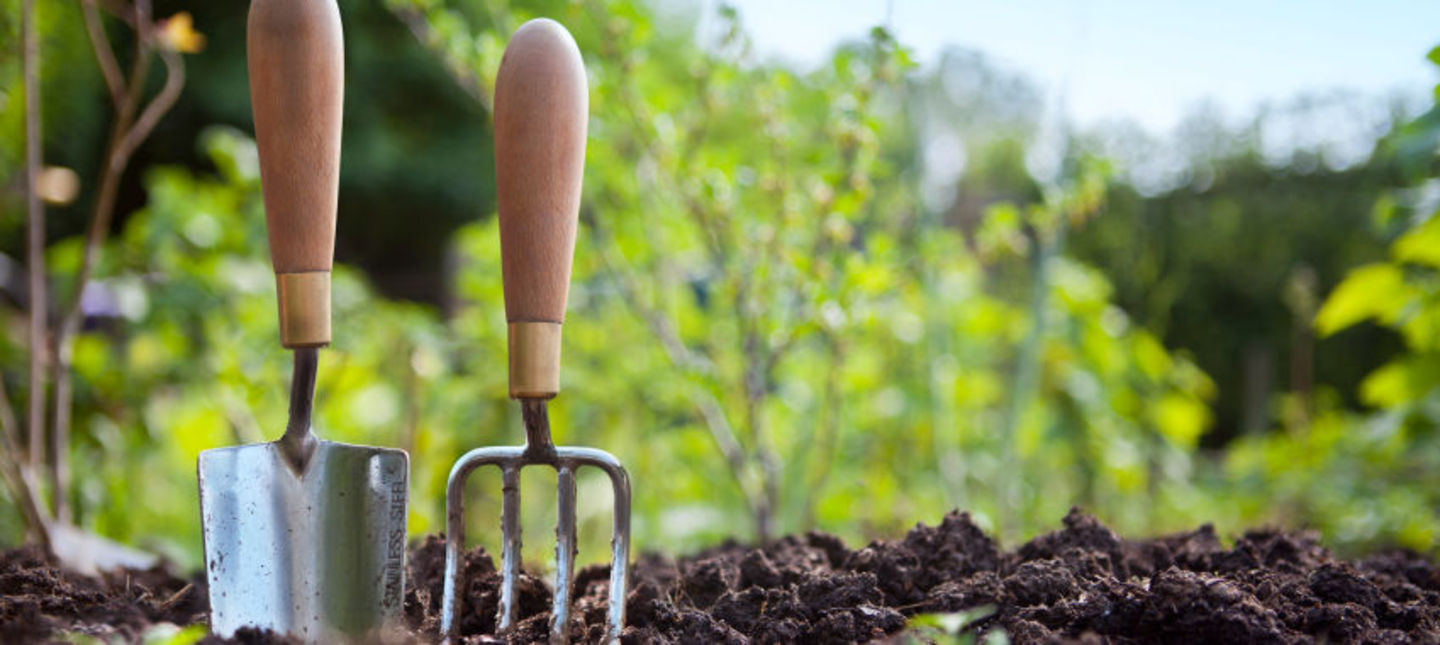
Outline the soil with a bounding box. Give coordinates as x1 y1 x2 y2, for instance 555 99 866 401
5 508 1440 643
0 544 205 642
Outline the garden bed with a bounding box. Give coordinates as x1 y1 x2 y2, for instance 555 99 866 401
4 508 1439 642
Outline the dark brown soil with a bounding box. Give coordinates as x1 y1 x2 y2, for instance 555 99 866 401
0 544 205 643
6 508 1440 643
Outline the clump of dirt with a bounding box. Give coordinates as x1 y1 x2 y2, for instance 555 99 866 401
0 544 204 642
7 508 1440 643
405 508 1440 643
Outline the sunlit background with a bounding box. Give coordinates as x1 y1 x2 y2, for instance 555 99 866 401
2 0 1439 572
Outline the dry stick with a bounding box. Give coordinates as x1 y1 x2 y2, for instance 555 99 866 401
23 0 46 481
52 0 184 523
81 0 125 109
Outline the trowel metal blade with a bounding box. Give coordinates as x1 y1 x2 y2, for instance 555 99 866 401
198 439 409 641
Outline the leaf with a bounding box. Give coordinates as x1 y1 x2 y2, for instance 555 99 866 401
1132 332 1172 381
1360 361 1412 408
140 623 208 645
1393 216 1440 267
1359 357 1440 408
1315 263 1407 336
1151 393 1210 447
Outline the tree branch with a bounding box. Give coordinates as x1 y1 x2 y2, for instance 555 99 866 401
23 0 47 479
81 0 125 108
116 48 183 163
52 0 180 523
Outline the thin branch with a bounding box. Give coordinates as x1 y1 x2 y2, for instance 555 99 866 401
92 0 135 25
0 379 52 550
52 0 178 523
691 386 754 493
23 0 47 477
116 48 183 162
0 379 22 472
81 0 125 108
60 21 151 334
133 0 151 43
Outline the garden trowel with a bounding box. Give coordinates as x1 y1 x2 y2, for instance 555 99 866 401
197 0 408 640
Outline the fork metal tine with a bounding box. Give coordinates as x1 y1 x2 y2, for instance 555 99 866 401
551 465 578 642
499 464 523 631
442 446 631 644
441 446 523 642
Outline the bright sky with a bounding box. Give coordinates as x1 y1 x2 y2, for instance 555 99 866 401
709 0 1440 135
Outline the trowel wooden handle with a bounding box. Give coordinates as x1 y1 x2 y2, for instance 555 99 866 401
248 0 343 348
495 18 588 399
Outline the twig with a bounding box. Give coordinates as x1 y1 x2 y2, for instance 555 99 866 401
116 48 183 163
81 0 125 108
91 0 136 25
0 378 52 549
23 0 47 478
156 583 194 611
0 380 23 474
53 0 182 523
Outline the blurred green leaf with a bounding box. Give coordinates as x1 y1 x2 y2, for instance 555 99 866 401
1315 263 1407 336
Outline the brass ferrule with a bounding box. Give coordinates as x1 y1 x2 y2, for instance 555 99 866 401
508 321 561 399
276 271 331 348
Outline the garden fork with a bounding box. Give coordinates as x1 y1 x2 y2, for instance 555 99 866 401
441 19 631 645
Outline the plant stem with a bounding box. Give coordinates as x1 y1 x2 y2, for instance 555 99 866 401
51 0 184 524
23 0 47 481
0 379 51 549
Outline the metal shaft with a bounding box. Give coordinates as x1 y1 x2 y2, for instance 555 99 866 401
522 398 558 462
277 347 319 473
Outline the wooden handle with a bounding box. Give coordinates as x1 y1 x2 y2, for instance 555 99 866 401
494 18 587 398
495 18 587 324
248 0 343 348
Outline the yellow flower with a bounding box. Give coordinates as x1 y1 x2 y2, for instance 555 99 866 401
157 12 205 54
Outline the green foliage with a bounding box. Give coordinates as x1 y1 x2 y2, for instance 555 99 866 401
1219 54 1440 553
1067 124 1401 443
59 622 207 644
906 607 1007 645
0 0 1223 565
0 128 470 566
6 0 1434 583
377 0 1214 547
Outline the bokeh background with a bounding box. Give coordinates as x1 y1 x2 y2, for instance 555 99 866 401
2 0 1440 572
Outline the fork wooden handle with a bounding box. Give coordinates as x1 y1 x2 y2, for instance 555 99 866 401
494 18 588 399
